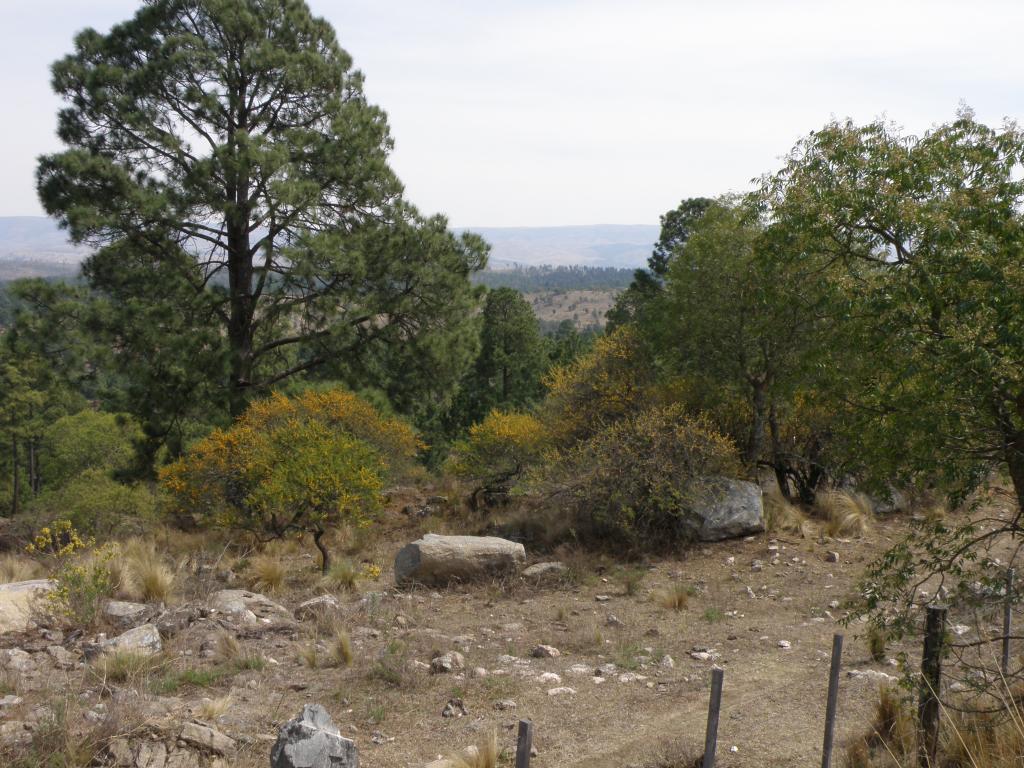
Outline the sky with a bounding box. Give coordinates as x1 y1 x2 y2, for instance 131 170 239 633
2 0 1024 227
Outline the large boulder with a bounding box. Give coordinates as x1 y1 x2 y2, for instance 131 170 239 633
271 704 358 768
0 580 55 634
685 479 765 541
100 623 163 656
394 534 526 587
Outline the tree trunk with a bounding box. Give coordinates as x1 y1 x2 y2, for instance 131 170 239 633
28 439 39 496
226 76 254 418
10 437 19 517
768 403 792 500
1004 428 1024 518
745 378 768 467
313 528 332 576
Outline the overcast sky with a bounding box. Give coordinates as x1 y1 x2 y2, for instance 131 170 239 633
2 0 1023 226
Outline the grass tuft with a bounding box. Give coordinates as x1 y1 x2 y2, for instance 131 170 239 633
819 490 873 538
250 554 286 593
656 583 693 611
763 486 814 537
322 559 359 592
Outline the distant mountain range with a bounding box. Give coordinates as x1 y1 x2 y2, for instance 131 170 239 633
0 216 657 281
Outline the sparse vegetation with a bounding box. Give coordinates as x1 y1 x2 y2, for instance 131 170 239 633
657 583 693 612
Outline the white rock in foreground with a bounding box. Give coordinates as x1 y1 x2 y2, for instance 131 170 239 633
394 534 525 587
0 580 55 634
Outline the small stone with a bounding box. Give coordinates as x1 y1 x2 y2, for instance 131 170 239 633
546 687 575 696
294 595 341 622
825 551 839 563
951 624 971 636
470 667 488 679
537 672 561 684
595 595 611 603
430 652 465 674
531 645 560 659
522 562 568 579
47 645 77 669
828 600 841 610
0 695 22 708
745 587 757 599
659 655 675 669
751 560 763 573
777 640 791 649
606 614 625 628
690 651 713 661
494 699 517 711
847 669 896 683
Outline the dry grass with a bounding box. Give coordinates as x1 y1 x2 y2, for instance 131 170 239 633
656 583 693 612
845 683 1024 768
322 559 359 592
0 554 44 584
446 728 499 768
196 694 232 721
111 539 176 602
89 650 163 686
301 624 355 669
250 554 286 593
213 631 243 664
819 490 873 538
763 487 814 537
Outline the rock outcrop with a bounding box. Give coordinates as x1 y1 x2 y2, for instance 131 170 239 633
270 704 358 768
394 534 525 587
684 479 764 541
208 590 292 624
0 580 55 634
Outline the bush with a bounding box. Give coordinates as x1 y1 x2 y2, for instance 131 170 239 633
530 404 741 551
540 325 653 447
28 468 156 539
42 410 143 487
27 520 116 628
161 389 421 573
445 410 550 499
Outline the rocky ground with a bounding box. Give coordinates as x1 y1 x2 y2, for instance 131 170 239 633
0 491 1011 768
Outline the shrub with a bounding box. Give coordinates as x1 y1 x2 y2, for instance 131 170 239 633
445 410 550 500
540 325 653 447
530 404 741 550
27 469 156 539
41 410 143 488
27 520 116 627
161 389 421 573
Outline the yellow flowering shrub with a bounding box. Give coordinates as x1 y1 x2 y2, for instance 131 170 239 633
540 325 653 447
161 389 421 572
27 520 114 628
445 410 550 496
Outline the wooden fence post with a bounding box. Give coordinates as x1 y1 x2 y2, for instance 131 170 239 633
702 667 724 768
1003 568 1015 677
515 719 534 768
821 633 844 768
918 606 946 768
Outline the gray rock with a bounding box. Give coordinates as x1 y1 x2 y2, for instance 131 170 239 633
155 604 201 638
531 644 560 659
0 579 55 634
104 600 157 629
394 534 525 587
271 704 357 768
294 595 341 622
46 645 77 669
441 698 468 718
684 479 765 542
430 652 465 674
134 740 168 768
522 562 567 579
179 721 234 754
208 590 292 624
0 720 32 747
825 551 840 563
0 648 36 673
0 694 22 708
101 624 162 656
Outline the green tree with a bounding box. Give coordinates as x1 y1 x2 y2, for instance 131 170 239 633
448 288 546 430
38 0 486 423
766 112 1024 684
607 197 713 329
41 410 143 489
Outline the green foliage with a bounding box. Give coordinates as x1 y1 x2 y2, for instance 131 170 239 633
448 288 548 431
41 410 142 487
446 410 550 495
162 389 420 572
28 469 156 539
474 265 633 293
529 404 741 551
28 521 115 628
38 0 486 429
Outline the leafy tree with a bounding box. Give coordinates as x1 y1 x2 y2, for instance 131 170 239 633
607 197 713 328
449 288 547 431
38 0 486 423
28 469 156 539
766 112 1024 693
161 389 420 571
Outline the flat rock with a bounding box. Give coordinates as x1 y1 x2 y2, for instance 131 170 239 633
294 595 341 622
101 624 163 656
208 590 292 624
0 580 55 634
104 600 157 630
271 704 358 768
522 562 567 579
394 534 525 587
180 721 235 755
